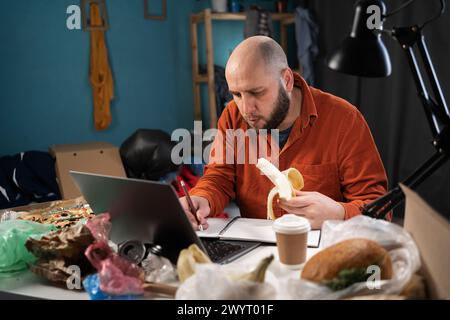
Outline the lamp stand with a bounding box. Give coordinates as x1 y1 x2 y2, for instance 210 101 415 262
363 24 450 219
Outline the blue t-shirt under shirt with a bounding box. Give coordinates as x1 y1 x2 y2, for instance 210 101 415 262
278 125 293 149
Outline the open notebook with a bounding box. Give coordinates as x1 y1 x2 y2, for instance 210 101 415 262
196 217 321 248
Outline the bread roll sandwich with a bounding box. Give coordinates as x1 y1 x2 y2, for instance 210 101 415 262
302 238 393 291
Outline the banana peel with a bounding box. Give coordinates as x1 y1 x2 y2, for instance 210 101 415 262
229 255 274 283
177 243 274 286
176 244 211 283
256 158 304 220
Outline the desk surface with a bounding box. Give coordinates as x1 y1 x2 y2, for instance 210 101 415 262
0 246 321 300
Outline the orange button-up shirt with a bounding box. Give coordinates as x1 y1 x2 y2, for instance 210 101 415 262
190 74 388 220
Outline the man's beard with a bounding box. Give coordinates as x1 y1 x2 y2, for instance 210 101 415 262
263 84 290 130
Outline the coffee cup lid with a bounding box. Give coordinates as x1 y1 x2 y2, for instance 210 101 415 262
273 214 311 234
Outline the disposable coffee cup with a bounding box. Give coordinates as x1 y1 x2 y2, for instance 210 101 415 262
273 214 311 269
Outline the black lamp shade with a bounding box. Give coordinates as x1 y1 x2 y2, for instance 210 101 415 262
326 0 392 77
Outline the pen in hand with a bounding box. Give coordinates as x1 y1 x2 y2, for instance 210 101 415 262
180 180 204 231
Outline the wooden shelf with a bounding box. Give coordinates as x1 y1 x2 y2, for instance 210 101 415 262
194 75 209 83
190 9 295 128
192 12 295 22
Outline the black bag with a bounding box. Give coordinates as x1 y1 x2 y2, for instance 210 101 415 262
120 129 180 181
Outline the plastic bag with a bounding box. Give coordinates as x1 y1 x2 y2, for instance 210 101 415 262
84 214 145 296
279 216 421 299
141 253 177 283
83 273 143 300
0 220 55 274
85 213 111 243
176 263 276 300
0 210 23 222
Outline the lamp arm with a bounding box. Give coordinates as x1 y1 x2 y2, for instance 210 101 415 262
417 35 450 122
363 150 449 219
394 26 450 134
362 25 450 219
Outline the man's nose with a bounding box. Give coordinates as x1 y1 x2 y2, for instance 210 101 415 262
242 94 257 115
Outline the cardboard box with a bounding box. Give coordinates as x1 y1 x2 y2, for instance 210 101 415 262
49 142 126 199
401 184 450 299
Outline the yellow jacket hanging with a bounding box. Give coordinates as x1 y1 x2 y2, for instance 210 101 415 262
89 3 114 130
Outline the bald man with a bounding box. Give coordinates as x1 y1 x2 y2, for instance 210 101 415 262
180 36 388 229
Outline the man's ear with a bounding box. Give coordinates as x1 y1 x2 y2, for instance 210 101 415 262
281 68 294 92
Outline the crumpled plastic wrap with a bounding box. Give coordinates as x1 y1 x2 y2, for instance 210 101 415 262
175 263 277 300
25 223 95 285
0 210 23 222
141 253 177 283
84 214 145 296
85 213 110 243
0 220 55 274
278 216 421 299
83 273 143 300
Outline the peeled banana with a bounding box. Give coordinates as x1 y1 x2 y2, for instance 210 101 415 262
256 158 304 220
176 244 211 283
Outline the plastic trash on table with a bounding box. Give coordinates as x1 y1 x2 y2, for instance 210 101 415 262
176 254 276 300
141 252 177 283
83 273 143 300
278 216 421 299
0 210 23 222
0 220 55 274
84 213 145 296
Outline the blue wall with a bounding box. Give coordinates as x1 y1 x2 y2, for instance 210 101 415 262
0 0 295 156
0 0 201 156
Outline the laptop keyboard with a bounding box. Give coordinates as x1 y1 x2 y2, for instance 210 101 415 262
201 239 246 263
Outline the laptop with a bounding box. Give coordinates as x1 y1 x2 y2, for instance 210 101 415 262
69 171 260 264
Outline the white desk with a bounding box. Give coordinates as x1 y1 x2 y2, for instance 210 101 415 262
0 245 320 300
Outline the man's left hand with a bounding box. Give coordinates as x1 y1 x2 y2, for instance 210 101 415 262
278 190 345 229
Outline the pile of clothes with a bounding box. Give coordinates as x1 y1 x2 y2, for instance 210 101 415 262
0 151 61 209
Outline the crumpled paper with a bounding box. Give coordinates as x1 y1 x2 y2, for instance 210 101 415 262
26 223 95 259
25 223 96 286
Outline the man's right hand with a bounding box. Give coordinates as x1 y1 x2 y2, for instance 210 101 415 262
179 195 211 230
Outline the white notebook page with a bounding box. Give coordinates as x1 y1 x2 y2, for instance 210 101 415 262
197 217 321 248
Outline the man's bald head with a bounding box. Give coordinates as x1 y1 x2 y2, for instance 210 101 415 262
226 36 288 79
224 36 296 130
